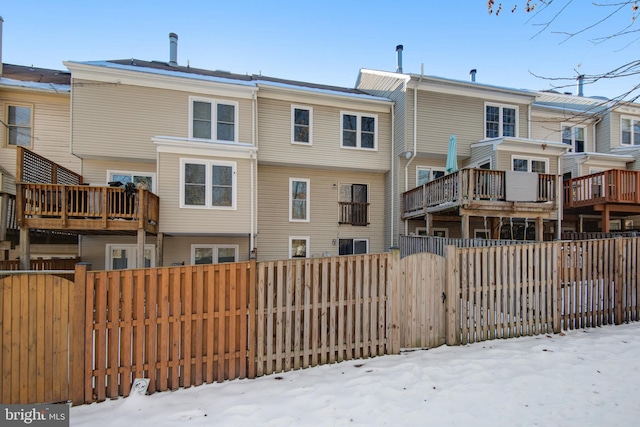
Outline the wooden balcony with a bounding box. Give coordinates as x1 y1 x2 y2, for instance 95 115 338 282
338 201 369 226
562 169 640 232
17 183 159 235
402 168 557 220
563 169 640 208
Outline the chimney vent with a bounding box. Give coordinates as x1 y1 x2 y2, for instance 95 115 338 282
576 74 584 96
169 32 178 66
396 45 403 73
470 69 477 82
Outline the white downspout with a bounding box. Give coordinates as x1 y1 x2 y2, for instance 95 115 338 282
390 102 395 248
557 154 562 240
404 65 423 235
250 90 257 255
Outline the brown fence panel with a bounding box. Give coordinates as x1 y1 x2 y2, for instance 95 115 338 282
398 252 446 348
255 254 391 376
450 243 558 345
0 273 84 404
85 261 254 402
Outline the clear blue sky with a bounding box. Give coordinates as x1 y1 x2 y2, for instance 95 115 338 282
1 1 638 99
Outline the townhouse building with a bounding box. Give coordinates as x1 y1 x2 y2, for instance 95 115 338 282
0 19 81 260
51 34 393 269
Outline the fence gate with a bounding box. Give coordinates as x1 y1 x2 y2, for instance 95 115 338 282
0 273 85 404
398 252 446 348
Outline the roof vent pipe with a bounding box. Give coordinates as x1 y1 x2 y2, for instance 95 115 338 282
169 32 178 66
0 16 4 77
396 45 403 73
576 74 584 96
470 69 477 82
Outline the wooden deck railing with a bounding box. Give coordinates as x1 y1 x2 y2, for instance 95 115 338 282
338 202 369 226
403 169 557 218
563 169 640 208
17 184 159 233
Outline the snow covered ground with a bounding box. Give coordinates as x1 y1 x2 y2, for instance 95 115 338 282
70 323 640 427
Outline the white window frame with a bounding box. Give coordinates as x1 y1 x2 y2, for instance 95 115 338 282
484 102 519 139
511 155 549 173
338 238 369 255
561 123 587 153
4 102 33 148
291 105 313 145
107 170 156 192
188 96 239 142
620 116 640 146
433 228 448 238
190 244 239 265
180 158 237 210
416 166 446 186
105 243 155 270
289 236 309 259
289 178 310 222
340 111 378 150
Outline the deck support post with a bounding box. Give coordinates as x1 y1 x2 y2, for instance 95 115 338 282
602 206 610 233
536 217 544 241
156 232 164 267
461 213 470 239
137 228 146 268
19 227 30 270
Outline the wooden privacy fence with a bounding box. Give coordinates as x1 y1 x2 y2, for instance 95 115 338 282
255 254 394 376
0 273 85 404
445 238 640 346
1 237 639 406
83 262 254 403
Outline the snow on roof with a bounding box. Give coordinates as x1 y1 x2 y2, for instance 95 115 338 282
69 60 257 88
0 76 70 93
254 79 392 103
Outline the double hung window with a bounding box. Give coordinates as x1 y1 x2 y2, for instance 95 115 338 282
181 159 236 209
485 104 517 138
621 117 640 146
341 112 377 150
562 125 585 153
292 106 312 144
190 97 238 142
290 178 310 221
512 156 548 173
4 104 32 147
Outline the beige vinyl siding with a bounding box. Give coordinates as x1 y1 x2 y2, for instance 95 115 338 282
530 114 561 142
596 114 612 152
408 91 530 160
160 235 251 266
79 158 156 187
562 157 579 177
157 151 252 234
257 98 391 172
79 235 249 269
71 79 253 160
495 150 559 175
467 145 495 169
1 91 78 178
80 235 158 270
1 169 15 194
257 165 386 261
356 71 408 156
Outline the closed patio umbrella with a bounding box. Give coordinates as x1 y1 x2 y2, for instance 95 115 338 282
446 134 458 174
